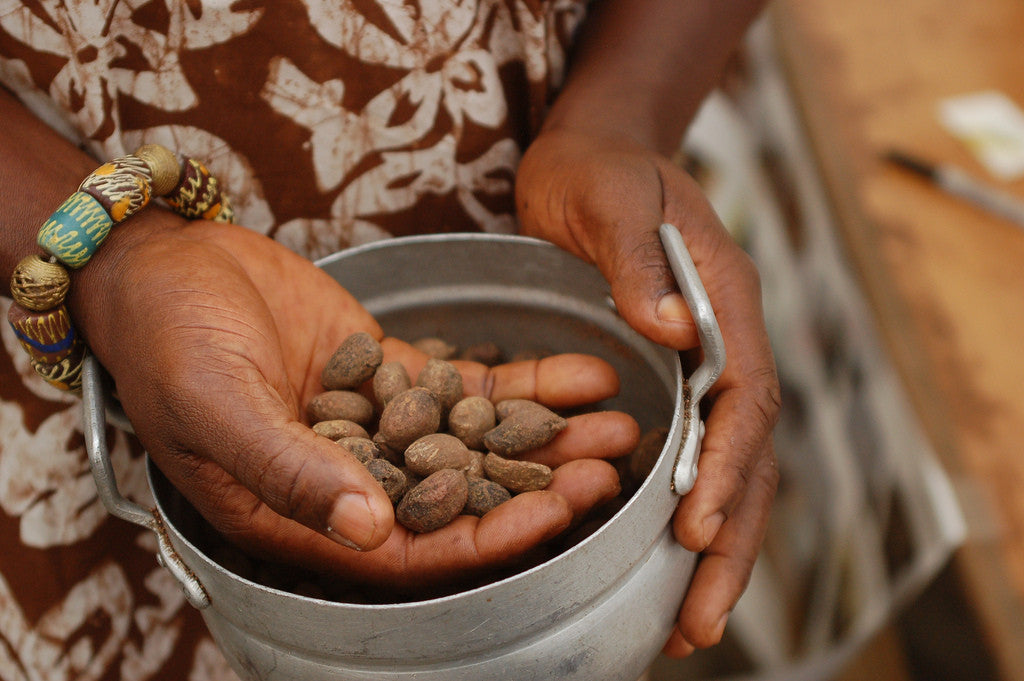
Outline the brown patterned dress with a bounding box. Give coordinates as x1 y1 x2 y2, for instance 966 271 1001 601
0 1 588 678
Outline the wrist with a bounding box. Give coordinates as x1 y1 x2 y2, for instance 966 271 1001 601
7 143 233 391
66 206 189 350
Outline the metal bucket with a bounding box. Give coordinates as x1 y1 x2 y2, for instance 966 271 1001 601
83 225 724 681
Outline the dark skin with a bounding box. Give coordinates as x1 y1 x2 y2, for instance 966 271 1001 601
1 0 779 658
516 0 779 655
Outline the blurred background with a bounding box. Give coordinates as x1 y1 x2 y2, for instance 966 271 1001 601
642 1 1024 679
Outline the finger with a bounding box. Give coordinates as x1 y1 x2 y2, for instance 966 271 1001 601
365 491 575 585
588 162 728 352
518 412 639 467
466 354 621 408
665 451 778 654
544 459 622 522
670 273 780 552
380 338 622 409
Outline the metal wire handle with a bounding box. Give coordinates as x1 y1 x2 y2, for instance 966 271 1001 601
82 354 211 609
659 223 727 494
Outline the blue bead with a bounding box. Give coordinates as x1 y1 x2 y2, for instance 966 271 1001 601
37 192 113 269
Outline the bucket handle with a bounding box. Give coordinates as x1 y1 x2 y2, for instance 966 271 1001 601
81 354 211 609
658 223 727 494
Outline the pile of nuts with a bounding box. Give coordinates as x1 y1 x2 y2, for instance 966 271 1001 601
308 332 572 533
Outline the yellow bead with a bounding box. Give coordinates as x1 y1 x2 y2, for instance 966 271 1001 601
133 144 181 196
10 255 70 311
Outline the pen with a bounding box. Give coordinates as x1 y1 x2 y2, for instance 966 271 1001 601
885 149 1024 229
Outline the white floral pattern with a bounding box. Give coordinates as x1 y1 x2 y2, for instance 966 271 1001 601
0 1 587 678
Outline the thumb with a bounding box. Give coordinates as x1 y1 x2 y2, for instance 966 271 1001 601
605 163 744 352
147 395 395 551
604 223 701 352
244 420 396 551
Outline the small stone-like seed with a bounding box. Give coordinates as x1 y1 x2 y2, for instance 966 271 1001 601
404 433 473 477
307 390 375 425
378 387 441 450
629 427 669 482
364 458 409 504
372 432 405 466
415 358 463 415
465 450 485 478
412 337 457 359
483 453 552 493
493 398 542 422
312 419 369 441
510 348 550 362
448 396 495 450
322 332 383 390
464 477 511 516
373 361 411 407
398 467 423 497
483 403 567 456
459 341 503 366
336 436 381 464
396 469 468 533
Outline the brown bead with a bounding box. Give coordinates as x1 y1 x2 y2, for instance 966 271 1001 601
133 144 181 196
79 156 152 222
211 194 235 223
7 302 80 364
30 345 86 392
9 255 70 311
165 157 228 220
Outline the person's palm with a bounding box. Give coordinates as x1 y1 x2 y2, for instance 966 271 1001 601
76 219 634 588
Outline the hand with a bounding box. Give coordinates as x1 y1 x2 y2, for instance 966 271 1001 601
72 218 635 589
516 128 780 655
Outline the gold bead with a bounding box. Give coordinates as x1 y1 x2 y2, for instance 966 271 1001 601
133 144 181 196
10 255 70 311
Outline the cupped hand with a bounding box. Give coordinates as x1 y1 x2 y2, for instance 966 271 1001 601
516 128 781 655
71 217 634 588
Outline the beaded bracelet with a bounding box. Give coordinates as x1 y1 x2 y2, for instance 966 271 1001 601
7 144 234 392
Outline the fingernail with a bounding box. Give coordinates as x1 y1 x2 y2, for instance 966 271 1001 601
656 293 689 323
713 612 730 642
327 494 378 551
702 512 726 549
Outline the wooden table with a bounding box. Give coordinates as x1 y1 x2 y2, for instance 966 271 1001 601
771 0 1024 678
